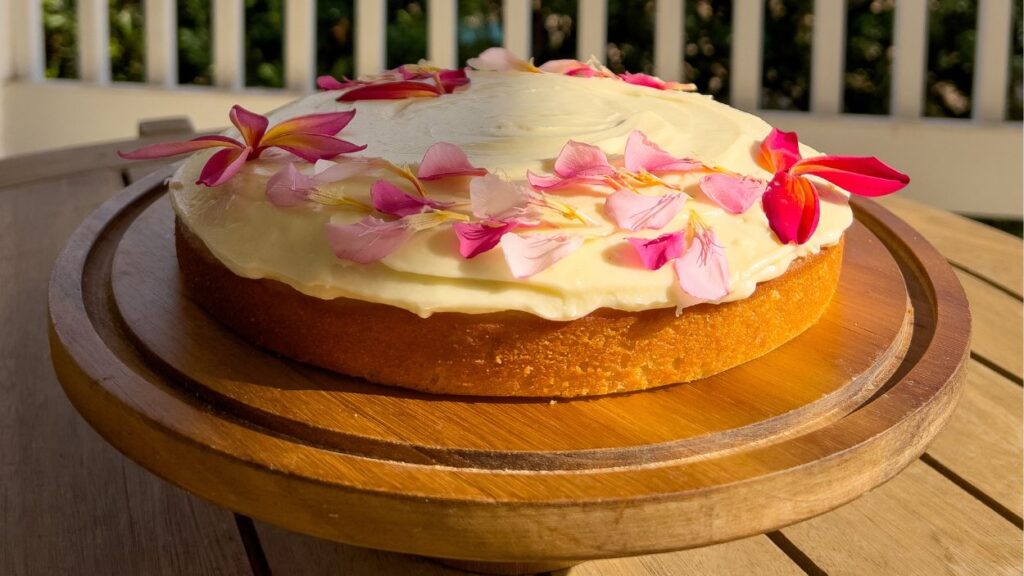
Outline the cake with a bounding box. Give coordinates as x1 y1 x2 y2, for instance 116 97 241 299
121 49 908 397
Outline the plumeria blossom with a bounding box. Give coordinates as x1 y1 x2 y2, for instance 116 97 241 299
370 179 451 216
756 128 909 244
627 212 730 302
699 173 765 215
618 72 696 92
417 142 488 180
119 105 365 187
467 47 541 72
604 189 686 231
265 159 373 207
338 80 444 102
500 232 584 278
527 141 616 191
396 63 469 93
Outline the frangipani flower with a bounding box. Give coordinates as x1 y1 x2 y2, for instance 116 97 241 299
604 189 686 231
338 80 443 102
623 130 703 174
699 173 765 214
467 47 540 72
370 179 451 216
627 212 730 301
417 142 488 180
619 72 696 92
757 128 909 244
527 141 616 191
119 105 365 187
500 232 584 278
396 64 469 93
265 159 372 207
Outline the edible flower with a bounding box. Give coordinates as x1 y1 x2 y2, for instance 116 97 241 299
397 63 469 93
265 159 373 207
500 232 584 278
326 216 411 264
623 130 702 174
416 142 488 180
467 47 541 72
618 72 696 92
370 179 451 216
698 173 765 215
338 80 443 102
604 189 686 231
316 75 367 91
527 141 616 191
627 211 730 302
453 220 521 258
119 105 365 187
626 233 684 270
757 128 909 244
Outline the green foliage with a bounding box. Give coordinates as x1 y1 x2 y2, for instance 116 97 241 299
386 1 427 70
178 0 212 85
925 0 977 118
245 0 285 88
109 0 145 82
606 0 655 74
458 0 503 65
844 0 894 115
533 0 577 63
685 0 732 104
43 0 78 79
761 0 813 111
317 0 355 82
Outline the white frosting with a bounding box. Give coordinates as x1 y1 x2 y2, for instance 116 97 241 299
170 70 852 321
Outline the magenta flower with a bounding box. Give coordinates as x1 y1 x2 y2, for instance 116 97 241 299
370 179 451 216
626 213 730 302
118 105 365 187
527 141 616 191
338 80 443 102
396 64 469 93
619 72 696 92
453 220 520 259
627 232 685 270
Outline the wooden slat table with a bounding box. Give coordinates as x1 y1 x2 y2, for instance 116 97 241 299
1 135 1021 575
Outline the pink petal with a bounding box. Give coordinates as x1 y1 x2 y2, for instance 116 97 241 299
437 68 470 93
758 128 801 173
325 216 411 263
466 47 536 72
604 189 686 231
554 140 615 178
338 81 441 101
370 179 448 216
761 172 820 244
469 174 533 220
263 110 358 143
452 220 518 258
626 232 685 270
266 163 317 207
117 135 240 159
791 155 910 197
619 72 666 89
699 173 766 214
229 105 269 148
417 142 487 180
266 133 367 162
623 130 702 174
526 171 572 190
674 231 730 301
197 146 251 187
538 59 590 74
316 75 353 90
312 158 373 184
500 232 583 278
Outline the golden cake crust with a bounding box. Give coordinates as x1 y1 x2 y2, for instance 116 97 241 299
176 217 844 397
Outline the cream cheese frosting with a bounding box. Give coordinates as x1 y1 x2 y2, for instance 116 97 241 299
169 70 852 321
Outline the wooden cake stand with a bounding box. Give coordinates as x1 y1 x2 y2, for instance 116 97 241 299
49 168 970 575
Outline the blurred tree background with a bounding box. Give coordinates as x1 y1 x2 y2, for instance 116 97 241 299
38 0 1023 121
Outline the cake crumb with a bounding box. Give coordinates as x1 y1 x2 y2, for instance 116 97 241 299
549 399 557 405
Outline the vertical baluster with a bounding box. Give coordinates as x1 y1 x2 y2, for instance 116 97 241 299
577 0 607 64
356 0 386 75
655 0 683 82
0 0 11 81
78 0 110 84
7 0 43 81
891 0 927 118
145 0 177 87
285 0 316 92
503 0 532 59
973 0 1013 121
213 0 244 89
731 0 763 110
810 0 845 114
429 0 457 68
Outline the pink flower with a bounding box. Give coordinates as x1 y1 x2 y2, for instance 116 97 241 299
467 47 540 72
325 216 412 263
453 220 519 258
469 174 538 222
316 75 365 91
370 179 450 216
623 130 703 174
626 232 685 270
265 159 372 207
118 105 365 187
416 142 487 180
500 232 583 278
757 128 910 244
604 189 686 231
619 72 696 92
396 64 469 93
699 173 765 214
674 227 730 301
338 80 443 102
527 141 616 191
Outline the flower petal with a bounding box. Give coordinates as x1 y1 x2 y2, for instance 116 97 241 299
417 142 487 180
757 128 801 173
453 220 518 258
626 232 684 270
266 163 317 207
470 174 533 219
326 216 411 263
525 170 572 190
623 130 702 174
466 47 538 72
337 80 442 101
316 75 354 90
791 155 910 197
604 189 686 231
117 135 241 159
263 110 358 143
229 105 269 148
197 146 251 187
761 172 820 244
267 133 368 162
437 68 470 93
312 158 373 183
554 140 615 178
674 230 730 301
699 173 766 214
371 179 448 216
619 72 695 91
500 232 584 278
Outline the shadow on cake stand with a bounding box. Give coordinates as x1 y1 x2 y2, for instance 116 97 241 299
48 168 970 575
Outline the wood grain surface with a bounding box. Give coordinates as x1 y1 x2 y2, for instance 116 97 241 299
45 167 971 570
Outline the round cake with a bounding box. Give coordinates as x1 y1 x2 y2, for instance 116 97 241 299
123 50 908 397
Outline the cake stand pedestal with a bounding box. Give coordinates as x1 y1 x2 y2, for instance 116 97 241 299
49 168 970 575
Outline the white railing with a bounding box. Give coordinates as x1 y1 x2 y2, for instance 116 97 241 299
0 0 1020 216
